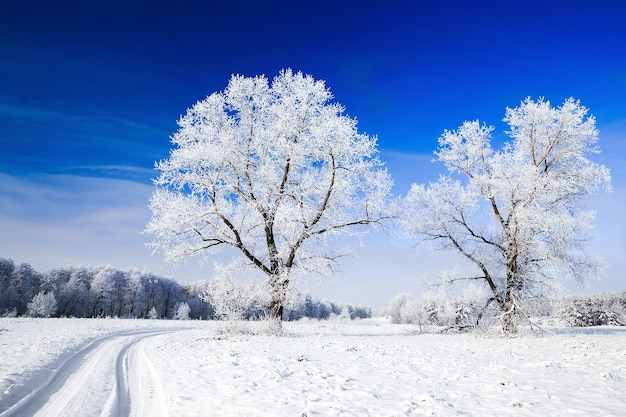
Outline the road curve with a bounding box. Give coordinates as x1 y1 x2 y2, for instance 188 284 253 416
0 328 177 417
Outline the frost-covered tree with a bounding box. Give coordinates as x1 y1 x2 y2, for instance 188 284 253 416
388 293 419 324
146 69 392 325
401 98 611 334
58 267 90 317
200 267 269 322
10 262 39 316
148 306 160 319
27 291 57 318
174 302 191 320
89 265 120 317
0 258 17 316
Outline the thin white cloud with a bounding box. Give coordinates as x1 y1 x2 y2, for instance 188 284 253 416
0 97 168 134
0 173 208 280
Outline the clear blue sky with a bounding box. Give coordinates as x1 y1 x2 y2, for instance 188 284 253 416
1 0 624 306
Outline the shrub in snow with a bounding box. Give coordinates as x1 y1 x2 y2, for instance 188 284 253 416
174 302 191 320
451 284 494 329
339 306 352 321
388 293 419 324
388 285 495 330
419 288 457 326
556 291 625 327
372 306 388 318
148 306 160 319
27 291 57 318
200 266 275 323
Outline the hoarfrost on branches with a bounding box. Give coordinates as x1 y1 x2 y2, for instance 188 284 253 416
148 306 160 320
174 302 191 320
146 69 392 325
401 97 611 334
27 291 57 318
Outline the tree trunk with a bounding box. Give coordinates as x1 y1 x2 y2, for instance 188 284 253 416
268 270 290 324
268 291 285 335
501 241 520 335
500 293 518 335
269 299 283 321
500 308 517 335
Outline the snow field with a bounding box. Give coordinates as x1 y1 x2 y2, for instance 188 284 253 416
1 318 626 416
146 319 626 416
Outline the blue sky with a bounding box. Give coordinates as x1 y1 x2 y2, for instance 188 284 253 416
1 0 624 307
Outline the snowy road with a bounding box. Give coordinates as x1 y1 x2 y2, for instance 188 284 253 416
0 329 176 417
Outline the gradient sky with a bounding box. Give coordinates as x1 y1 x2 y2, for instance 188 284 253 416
1 0 625 307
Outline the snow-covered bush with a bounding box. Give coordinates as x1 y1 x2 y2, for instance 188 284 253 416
200 269 271 322
451 284 494 328
174 302 191 320
339 306 352 321
556 291 626 327
389 285 494 330
388 293 419 324
148 306 160 319
419 288 457 326
27 291 57 318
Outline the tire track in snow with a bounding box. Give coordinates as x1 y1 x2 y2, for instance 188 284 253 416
109 336 169 417
0 328 177 417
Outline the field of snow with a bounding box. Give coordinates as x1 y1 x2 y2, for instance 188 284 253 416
1 317 626 416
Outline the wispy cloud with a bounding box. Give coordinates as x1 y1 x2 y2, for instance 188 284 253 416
0 172 211 280
0 96 172 175
0 97 166 133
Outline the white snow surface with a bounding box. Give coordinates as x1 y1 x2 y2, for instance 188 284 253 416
1 317 626 416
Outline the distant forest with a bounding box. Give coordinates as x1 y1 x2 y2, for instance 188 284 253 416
0 258 370 320
3 257 623 328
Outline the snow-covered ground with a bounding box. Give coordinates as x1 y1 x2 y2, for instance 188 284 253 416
1 318 625 416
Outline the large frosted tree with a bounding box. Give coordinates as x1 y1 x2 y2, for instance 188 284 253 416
146 69 392 324
402 98 611 334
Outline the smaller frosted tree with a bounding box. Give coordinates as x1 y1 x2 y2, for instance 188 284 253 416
174 302 191 320
148 306 160 319
388 293 419 324
401 98 611 334
27 291 57 318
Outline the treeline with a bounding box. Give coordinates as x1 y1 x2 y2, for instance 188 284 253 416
0 258 211 319
0 258 370 320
